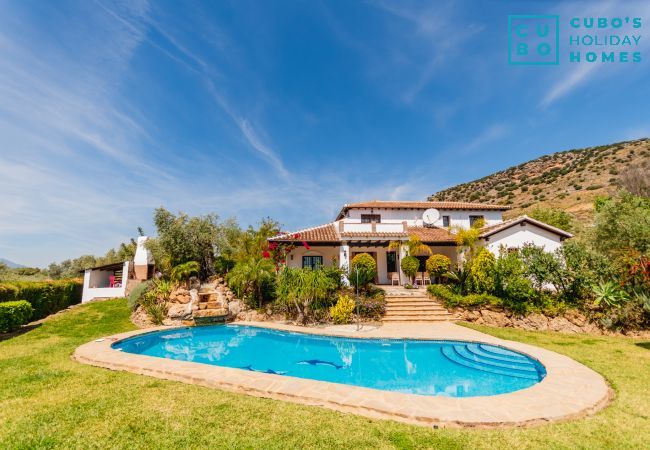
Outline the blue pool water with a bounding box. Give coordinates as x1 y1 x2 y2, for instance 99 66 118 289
113 325 546 397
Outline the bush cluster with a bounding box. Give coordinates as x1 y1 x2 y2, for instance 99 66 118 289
0 300 34 333
0 280 82 320
330 294 355 324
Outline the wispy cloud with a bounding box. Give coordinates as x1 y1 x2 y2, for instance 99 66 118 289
540 0 650 108
462 124 510 154
369 0 484 104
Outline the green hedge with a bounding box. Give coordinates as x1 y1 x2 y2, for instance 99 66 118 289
427 284 502 309
0 300 34 333
0 280 82 320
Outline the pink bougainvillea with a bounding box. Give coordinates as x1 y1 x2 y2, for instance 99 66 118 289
263 232 312 272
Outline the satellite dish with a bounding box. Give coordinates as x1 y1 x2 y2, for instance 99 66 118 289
422 208 440 226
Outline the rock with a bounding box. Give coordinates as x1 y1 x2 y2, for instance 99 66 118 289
479 309 511 327
130 306 154 328
189 289 199 304
189 276 201 290
228 300 242 317
168 303 192 320
169 288 191 304
193 308 228 318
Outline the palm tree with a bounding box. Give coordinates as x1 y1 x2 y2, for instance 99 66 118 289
226 257 275 308
170 261 200 287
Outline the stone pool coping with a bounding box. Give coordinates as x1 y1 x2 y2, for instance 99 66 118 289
73 321 612 428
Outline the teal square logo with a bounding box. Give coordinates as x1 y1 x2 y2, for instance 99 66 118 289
508 15 559 65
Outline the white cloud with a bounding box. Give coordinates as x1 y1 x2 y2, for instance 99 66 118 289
462 124 510 154
539 0 650 108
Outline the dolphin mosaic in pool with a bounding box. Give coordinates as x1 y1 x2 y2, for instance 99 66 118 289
112 324 546 397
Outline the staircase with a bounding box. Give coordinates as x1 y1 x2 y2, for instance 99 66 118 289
382 286 453 323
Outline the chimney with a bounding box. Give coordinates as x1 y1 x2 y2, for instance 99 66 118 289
133 236 154 280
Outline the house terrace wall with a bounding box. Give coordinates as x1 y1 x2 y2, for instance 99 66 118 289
344 208 502 229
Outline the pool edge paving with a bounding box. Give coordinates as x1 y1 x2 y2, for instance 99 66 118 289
73 322 613 428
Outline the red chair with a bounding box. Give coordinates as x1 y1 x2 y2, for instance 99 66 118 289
109 275 116 288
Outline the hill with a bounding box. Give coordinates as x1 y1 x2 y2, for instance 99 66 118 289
428 138 650 222
0 258 25 269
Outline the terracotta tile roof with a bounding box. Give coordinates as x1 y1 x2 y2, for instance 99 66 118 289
269 223 340 242
336 201 509 219
407 226 457 243
340 231 406 239
479 216 573 239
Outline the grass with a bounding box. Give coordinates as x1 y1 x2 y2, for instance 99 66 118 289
1 299 649 449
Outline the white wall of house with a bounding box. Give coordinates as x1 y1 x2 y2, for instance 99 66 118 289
286 246 340 269
482 224 564 256
285 244 458 284
343 208 502 229
81 261 129 303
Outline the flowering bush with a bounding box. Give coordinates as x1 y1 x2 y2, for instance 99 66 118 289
330 294 355 324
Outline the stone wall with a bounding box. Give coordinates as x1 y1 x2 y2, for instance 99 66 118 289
454 307 650 337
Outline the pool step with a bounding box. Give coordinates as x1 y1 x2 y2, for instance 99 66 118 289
441 345 543 380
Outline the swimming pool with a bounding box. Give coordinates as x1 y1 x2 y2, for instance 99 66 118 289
113 325 546 397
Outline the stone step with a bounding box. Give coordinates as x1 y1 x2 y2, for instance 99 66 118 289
385 299 441 305
383 316 451 322
385 305 448 312
202 301 224 309
384 311 452 318
383 293 430 298
193 308 228 318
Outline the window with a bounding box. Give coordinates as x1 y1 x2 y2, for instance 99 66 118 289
469 215 484 227
416 256 428 272
361 214 381 223
442 215 450 227
386 251 397 273
302 255 323 269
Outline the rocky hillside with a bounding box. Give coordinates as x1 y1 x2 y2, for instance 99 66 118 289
428 138 650 222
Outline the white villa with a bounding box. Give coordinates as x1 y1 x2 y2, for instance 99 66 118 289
269 201 572 285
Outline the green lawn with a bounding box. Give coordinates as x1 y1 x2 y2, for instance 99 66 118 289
1 299 649 449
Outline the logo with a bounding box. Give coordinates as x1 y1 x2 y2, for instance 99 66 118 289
508 15 560 65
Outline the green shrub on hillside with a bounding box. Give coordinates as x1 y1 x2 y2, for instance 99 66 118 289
0 280 82 320
0 300 34 333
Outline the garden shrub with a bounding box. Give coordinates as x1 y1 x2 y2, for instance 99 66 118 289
330 294 355 324
127 281 152 311
426 254 451 282
0 300 34 333
0 280 82 320
427 284 501 309
140 279 172 325
355 286 386 319
469 249 496 293
400 256 419 281
349 253 377 289
275 267 337 323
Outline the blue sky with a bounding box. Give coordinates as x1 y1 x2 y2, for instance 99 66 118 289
1 0 649 267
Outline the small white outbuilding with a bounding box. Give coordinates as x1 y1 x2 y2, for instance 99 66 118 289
81 236 155 303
